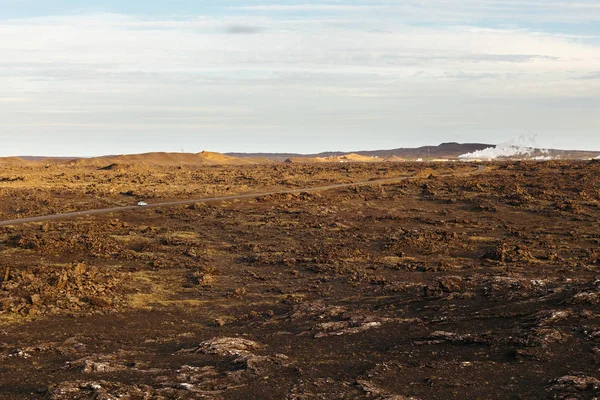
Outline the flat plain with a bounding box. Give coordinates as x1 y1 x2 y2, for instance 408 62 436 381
1 160 599 399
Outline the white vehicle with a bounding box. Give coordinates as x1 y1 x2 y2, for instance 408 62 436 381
137 201 148 207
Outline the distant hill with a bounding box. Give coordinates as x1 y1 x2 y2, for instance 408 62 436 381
3 143 600 167
229 142 600 162
3 152 261 167
19 156 75 162
64 151 261 167
0 157 32 166
226 142 494 161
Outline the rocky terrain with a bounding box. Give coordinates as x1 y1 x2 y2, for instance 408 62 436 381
0 160 599 399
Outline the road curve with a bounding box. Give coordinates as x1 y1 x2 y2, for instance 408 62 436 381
0 165 486 227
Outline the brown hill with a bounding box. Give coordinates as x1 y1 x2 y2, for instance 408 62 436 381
284 154 381 164
283 157 325 164
0 157 31 166
231 143 600 162
227 142 494 161
61 151 258 167
6 143 600 166
335 153 380 162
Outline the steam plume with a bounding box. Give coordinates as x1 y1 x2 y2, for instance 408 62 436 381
459 135 548 160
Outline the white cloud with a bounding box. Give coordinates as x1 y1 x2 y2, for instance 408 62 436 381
235 4 379 11
0 11 599 155
235 1 600 23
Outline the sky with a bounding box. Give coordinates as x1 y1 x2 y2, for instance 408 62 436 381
0 0 599 156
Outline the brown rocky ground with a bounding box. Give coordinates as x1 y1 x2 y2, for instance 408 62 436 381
0 160 599 399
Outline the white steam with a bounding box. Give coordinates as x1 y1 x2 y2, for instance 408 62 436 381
459 135 548 160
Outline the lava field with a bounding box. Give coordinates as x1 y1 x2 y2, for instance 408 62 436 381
0 160 599 399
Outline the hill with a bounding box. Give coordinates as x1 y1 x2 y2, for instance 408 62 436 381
4 143 600 166
231 142 600 162
227 142 493 161
0 157 32 166
61 151 260 167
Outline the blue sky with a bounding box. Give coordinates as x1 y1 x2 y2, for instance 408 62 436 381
0 0 599 156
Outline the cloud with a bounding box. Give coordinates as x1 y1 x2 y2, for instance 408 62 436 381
234 4 381 12
226 24 264 34
0 9 599 155
233 1 600 23
578 71 600 80
1 13 597 88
